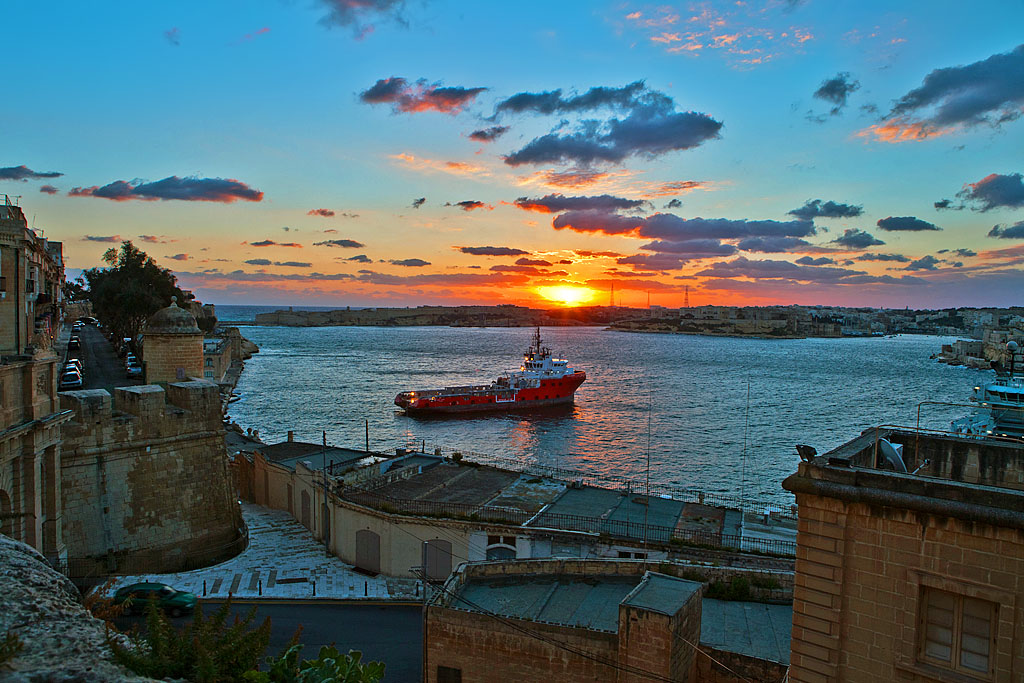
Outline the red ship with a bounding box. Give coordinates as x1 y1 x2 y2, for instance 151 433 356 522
395 328 586 414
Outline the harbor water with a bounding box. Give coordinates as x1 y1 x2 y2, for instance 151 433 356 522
222 310 982 508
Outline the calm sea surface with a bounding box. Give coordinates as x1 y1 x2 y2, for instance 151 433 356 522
222 311 984 508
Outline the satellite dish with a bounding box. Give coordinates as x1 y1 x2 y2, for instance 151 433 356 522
879 438 907 473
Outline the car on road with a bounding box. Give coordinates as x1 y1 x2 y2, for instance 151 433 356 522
126 363 143 379
59 370 83 390
113 582 197 617
67 337 81 350
66 358 83 373
124 353 137 368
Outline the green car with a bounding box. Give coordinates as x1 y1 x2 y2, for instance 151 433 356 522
114 582 197 617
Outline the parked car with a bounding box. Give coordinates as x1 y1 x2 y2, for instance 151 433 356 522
66 358 83 372
124 353 137 368
64 364 83 378
59 371 82 390
113 583 197 617
67 337 80 350
126 364 143 379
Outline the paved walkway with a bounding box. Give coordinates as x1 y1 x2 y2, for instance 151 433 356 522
108 503 422 602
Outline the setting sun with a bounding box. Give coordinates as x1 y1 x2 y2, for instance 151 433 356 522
535 286 596 307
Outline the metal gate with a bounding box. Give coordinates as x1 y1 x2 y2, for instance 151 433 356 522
355 529 381 574
424 539 453 581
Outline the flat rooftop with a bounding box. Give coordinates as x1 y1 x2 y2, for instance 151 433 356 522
259 442 371 472
448 573 790 664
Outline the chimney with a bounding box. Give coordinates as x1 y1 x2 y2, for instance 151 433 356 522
287 430 294 442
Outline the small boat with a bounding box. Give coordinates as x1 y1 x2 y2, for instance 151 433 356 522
395 328 586 415
952 341 1024 439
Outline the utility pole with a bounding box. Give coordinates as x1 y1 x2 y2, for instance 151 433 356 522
322 430 329 556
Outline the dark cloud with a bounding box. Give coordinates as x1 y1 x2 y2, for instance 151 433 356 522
934 198 956 210
615 254 694 272
697 257 868 284
500 82 722 167
468 126 510 142
0 165 63 182
557 259 573 265
317 0 406 36
513 193 647 214
796 256 836 266
955 172 1024 211
787 199 864 219
446 200 489 211
308 208 335 217
664 198 682 209
313 239 365 248
988 220 1024 239
137 235 174 244
390 258 430 267
411 197 426 209
812 73 860 116
877 216 942 232
574 249 623 258
831 229 885 249
360 76 486 115
347 254 372 263
515 258 552 266
164 27 180 46
39 185 58 194
883 44 1024 135
249 240 302 247
458 246 528 256
68 175 263 202
905 255 940 271
245 259 312 267
735 236 811 253
166 254 189 261
553 211 815 241
638 239 738 257
489 264 551 275
83 235 122 242
855 252 910 263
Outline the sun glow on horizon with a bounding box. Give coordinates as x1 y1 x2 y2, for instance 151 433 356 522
535 285 596 307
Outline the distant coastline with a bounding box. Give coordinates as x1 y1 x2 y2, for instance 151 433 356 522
250 305 646 328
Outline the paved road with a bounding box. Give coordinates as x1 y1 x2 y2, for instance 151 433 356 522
63 323 142 392
114 602 423 681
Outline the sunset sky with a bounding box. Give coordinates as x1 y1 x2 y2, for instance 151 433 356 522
4 1 1023 309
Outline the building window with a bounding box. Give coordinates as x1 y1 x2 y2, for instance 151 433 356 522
437 666 462 683
919 587 995 677
205 358 213 367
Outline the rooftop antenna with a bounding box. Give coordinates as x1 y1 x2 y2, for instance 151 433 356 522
609 282 615 308
684 285 690 308
646 290 650 309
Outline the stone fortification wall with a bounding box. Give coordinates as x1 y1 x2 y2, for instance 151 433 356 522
0 534 150 681
59 380 242 575
254 305 569 327
143 332 204 383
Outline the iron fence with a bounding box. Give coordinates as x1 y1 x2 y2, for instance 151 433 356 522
338 486 796 557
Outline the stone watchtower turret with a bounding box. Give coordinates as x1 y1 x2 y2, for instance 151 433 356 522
143 297 203 383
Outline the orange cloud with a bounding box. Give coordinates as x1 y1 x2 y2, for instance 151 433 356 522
390 153 490 177
857 120 953 143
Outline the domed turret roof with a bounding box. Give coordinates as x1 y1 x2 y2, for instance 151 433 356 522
146 297 201 334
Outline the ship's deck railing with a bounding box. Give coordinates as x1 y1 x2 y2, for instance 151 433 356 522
337 486 796 557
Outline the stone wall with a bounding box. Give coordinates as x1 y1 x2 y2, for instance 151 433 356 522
0 534 150 681
692 646 789 682
424 604 620 683
59 380 243 575
785 471 1024 682
142 332 204 384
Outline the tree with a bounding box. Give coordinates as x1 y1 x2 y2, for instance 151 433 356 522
81 241 188 343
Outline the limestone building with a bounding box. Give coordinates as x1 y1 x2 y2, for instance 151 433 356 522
0 196 70 564
142 297 203 383
784 428 1024 682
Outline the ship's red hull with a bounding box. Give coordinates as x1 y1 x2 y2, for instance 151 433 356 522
396 370 586 415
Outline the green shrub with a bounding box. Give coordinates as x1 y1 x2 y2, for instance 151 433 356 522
246 644 385 683
109 596 271 682
705 577 751 601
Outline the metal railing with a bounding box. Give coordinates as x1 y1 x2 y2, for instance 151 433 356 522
399 441 798 520
337 487 796 556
